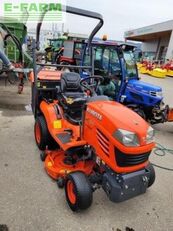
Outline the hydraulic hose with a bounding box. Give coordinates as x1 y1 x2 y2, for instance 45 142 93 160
2 24 23 63
152 143 173 171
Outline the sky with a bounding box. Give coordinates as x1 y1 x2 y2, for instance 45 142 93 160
27 0 173 40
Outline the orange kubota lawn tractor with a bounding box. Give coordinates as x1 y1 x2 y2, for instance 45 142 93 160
31 5 156 212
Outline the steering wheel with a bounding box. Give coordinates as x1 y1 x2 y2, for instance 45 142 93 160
80 76 104 96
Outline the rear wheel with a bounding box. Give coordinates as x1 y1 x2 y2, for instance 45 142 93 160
31 83 35 114
34 116 56 150
147 164 155 187
65 172 93 212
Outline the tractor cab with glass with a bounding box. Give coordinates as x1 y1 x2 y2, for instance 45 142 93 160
82 42 138 100
45 37 67 63
81 41 173 124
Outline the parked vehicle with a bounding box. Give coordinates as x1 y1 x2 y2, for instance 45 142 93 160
31 5 156 212
58 40 173 124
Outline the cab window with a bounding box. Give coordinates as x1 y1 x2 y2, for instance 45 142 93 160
102 48 110 70
109 49 121 75
123 51 137 78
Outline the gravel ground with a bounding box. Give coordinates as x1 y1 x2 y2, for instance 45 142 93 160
0 75 173 231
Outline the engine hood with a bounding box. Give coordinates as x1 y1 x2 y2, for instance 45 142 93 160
127 79 162 93
85 100 155 173
87 100 149 138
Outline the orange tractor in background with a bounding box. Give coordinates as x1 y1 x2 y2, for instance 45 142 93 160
31 5 156 211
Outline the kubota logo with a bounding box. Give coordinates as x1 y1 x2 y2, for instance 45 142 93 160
87 108 102 121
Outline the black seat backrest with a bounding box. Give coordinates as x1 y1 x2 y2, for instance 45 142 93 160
60 72 86 125
61 72 83 93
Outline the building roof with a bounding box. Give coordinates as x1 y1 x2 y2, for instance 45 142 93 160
67 32 88 39
124 19 173 42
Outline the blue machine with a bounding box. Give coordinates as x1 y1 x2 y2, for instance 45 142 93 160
59 40 169 124
82 41 169 124
124 80 162 107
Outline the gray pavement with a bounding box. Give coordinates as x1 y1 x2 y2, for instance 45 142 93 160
0 76 173 231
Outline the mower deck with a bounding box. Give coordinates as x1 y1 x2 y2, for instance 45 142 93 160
44 150 95 180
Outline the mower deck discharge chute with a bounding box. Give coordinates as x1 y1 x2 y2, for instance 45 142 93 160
32 5 156 212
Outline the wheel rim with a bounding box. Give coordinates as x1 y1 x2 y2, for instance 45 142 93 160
67 180 76 204
35 122 41 144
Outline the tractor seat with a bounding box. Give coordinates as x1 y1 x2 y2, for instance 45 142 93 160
60 72 87 124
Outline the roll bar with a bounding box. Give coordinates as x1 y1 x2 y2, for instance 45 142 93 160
36 5 104 50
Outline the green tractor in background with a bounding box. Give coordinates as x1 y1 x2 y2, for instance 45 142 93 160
45 36 67 63
1 22 26 63
0 17 32 68
0 17 33 93
44 33 87 64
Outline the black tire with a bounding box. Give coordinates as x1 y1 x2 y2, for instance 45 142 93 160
57 178 65 188
146 164 155 187
65 172 93 212
40 152 47 161
34 116 53 150
135 109 146 120
130 107 146 120
54 52 61 64
31 83 35 114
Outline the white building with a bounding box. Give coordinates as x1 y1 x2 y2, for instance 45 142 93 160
124 20 173 61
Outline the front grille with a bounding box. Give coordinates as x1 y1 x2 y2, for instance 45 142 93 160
115 147 150 167
150 91 157 97
96 129 110 156
130 92 143 102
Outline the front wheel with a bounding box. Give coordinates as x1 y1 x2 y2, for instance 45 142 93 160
65 172 93 212
129 106 146 120
146 164 155 187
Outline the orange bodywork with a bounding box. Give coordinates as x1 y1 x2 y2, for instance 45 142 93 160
29 69 62 83
59 56 75 64
40 101 87 151
44 150 94 180
40 98 155 176
83 100 155 173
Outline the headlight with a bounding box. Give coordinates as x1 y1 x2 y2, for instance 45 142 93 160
146 127 155 144
113 129 140 147
156 91 163 97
